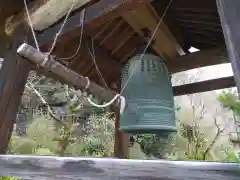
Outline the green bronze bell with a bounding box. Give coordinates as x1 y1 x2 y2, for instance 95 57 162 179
120 53 176 135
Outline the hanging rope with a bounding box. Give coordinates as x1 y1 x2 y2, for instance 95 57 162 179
57 8 86 60
23 0 77 55
48 0 77 55
81 77 126 114
86 38 109 88
24 0 40 51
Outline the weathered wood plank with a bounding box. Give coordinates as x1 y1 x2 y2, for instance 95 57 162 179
0 27 32 153
217 0 240 93
0 155 239 180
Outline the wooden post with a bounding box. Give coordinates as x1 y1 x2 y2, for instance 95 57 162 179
216 0 240 92
217 0 240 146
0 27 31 153
112 81 129 158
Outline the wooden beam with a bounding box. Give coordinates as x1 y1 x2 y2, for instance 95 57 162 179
78 46 229 83
86 46 229 79
0 155 239 179
0 27 31 153
36 0 152 47
17 43 123 109
216 0 240 93
122 3 185 60
173 76 235 96
167 47 228 73
5 0 98 34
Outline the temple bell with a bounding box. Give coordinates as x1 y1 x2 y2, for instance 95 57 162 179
120 53 176 135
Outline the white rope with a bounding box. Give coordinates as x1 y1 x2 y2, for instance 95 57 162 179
82 76 126 114
48 0 77 55
87 94 120 108
23 0 40 51
87 38 109 88
57 8 85 60
87 95 126 114
24 0 77 55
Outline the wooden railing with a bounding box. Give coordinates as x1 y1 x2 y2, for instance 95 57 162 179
0 155 239 180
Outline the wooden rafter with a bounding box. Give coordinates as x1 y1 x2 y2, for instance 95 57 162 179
35 0 153 48
5 0 98 34
122 3 185 60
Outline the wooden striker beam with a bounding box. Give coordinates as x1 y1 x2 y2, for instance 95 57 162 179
0 27 32 153
17 43 124 109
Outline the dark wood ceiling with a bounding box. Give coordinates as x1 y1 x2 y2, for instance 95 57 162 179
153 0 225 51
51 0 226 87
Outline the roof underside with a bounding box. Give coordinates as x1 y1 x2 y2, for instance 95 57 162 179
0 0 227 87
153 0 225 50
50 0 226 86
